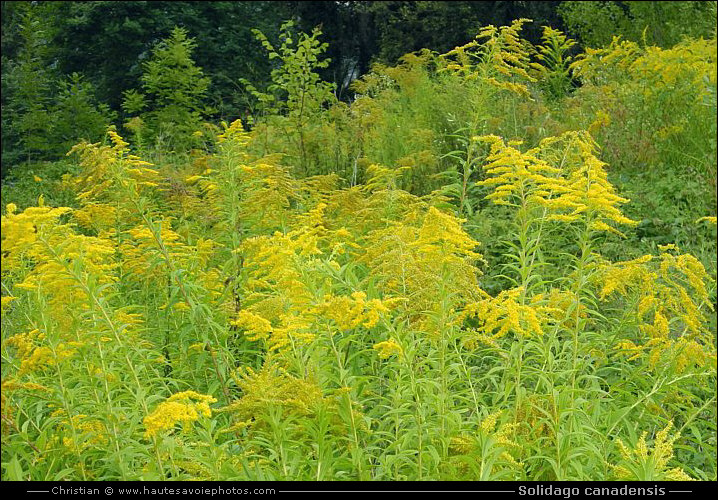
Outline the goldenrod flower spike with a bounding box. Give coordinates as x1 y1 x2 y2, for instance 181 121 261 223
600 248 714 372
476 131 636 234
611 422 695 481
372 339 403 359
696 216 717 225
143 391 217 439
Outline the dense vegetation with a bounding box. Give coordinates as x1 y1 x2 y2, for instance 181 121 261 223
1 1 716 482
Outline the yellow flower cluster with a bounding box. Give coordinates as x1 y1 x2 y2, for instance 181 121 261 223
222 363 327 431
119 220 216 288
475 134 565 207
68 129 159 202
238 224 319 350
313 292 398 331
477 132 637 234
372 339 403 359
611 422 694 481
530 26 577 76
217 118 252 146
598 254 653 300
72 203 117 234
2 203 119 328
237 199 397 350
599 245 715 371
574 36 716 97
448 410 522 470
4 328 42 364
241 206 327 297
440 18 536 97
231 310 273 342
362 163 412 193
541 132 636 230
17 343 77 376
143 391 217 439
14 233 117 291
1 204 73 274
239 161 301 233
0 295 17 316
52 412 109 451
570 36 642 83
459 288 557 348
361 205 483 314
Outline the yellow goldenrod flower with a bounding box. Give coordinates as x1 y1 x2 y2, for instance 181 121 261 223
232 310 273 341
476 132 636 234
222 363 327 426
372 339 403 359
610 422 695 481
143 391 217 439
1 296 17 316
599 245 714 372
460 287 555 348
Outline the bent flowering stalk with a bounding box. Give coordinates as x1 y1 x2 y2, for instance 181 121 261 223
597 244 716 372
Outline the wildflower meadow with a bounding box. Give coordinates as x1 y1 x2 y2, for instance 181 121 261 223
2 2 716 483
